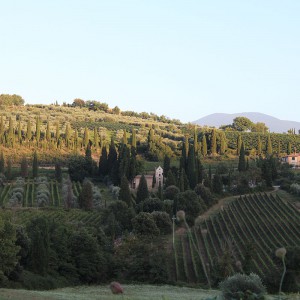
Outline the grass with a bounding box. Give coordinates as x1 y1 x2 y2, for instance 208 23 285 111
0 284 219 300
0 285 298 300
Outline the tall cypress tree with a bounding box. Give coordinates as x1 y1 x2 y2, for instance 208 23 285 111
65 123 71 147
36 115 41 143
267 134 273 156
99 146 108 176
277 140 281 156
237 134 242 155
187 143 197 189
119 176 132 207
238 142 246 172
94 127 99 149
32 151 38 178
202 134 208 157
122 129 127 145
17 119 22 143
83 127 89 148
165 169 176 187
131 128 137 148
107 138 118 172
55 122 60 143
26 119 32 141
136 174 149 203
128 146 137 182
194 126 198 153
163 155 171 177
46 120 51 142
220 132 227 155
210 129 217 155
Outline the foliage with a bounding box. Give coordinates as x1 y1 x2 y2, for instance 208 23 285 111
136 174 149 203
132 212 160 236
219 273 266 300
0 94 24 106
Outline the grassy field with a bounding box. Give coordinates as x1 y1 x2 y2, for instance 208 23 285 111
0 285 299 300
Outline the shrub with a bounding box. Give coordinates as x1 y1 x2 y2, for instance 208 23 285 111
138 197 163 213
219 273 266 300
151 211 172 235
132 212 160 236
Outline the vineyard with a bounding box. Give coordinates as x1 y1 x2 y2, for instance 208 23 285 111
0 180 82 208
173 192 300 283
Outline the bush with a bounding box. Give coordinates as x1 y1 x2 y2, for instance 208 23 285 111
164 185 180 200
219 273 266 300
151 211 172 235
138 198 163 213
132 212 160 236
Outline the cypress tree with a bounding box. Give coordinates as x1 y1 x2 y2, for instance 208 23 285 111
277 140 281 156
36 115 41 143
99 146 108 176
122 129 127 145
238 142 246 172
237 134 242 155
119 176 132 207
136 174 149 203
202 134 208 157
165 169 176 187
7 117 14 147
74 128 78 149
46 120 51 142
17 119 22 143
118 145 130 180
196 157 204 184
85 144 93 175
157 182 163 200
20 155 28 177
246 158 249 170
180 137 188 171
94 127 99 149
0 152 4 173
107 138 118 172
211 129 217 155
220 132 227 155
78 179 93 210
131 128 137 148
187 143 197 189
26 119 32 141
55 122 60 143
65 123 71 147
267 134 273 156
163 155 171 177
83 127 89 148
128 146 137 182
152 173 156 188
32 151 38 178
194 126 198 153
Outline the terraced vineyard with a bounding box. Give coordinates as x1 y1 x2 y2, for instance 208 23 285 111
173 192 300 283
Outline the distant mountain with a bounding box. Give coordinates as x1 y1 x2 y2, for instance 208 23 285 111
193 112 300 133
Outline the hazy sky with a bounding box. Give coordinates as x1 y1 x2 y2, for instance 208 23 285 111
1 1 299 123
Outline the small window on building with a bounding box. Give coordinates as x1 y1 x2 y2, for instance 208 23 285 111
292 157 295 160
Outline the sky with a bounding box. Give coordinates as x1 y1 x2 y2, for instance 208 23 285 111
0 0 299 123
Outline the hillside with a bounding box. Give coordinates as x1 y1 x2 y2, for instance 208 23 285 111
193 112 300 133
173 191 300 286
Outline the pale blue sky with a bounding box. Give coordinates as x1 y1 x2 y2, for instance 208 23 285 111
0 0 299 123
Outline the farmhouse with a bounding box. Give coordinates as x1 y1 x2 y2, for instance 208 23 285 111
131 166 163 190
282 153 300 168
